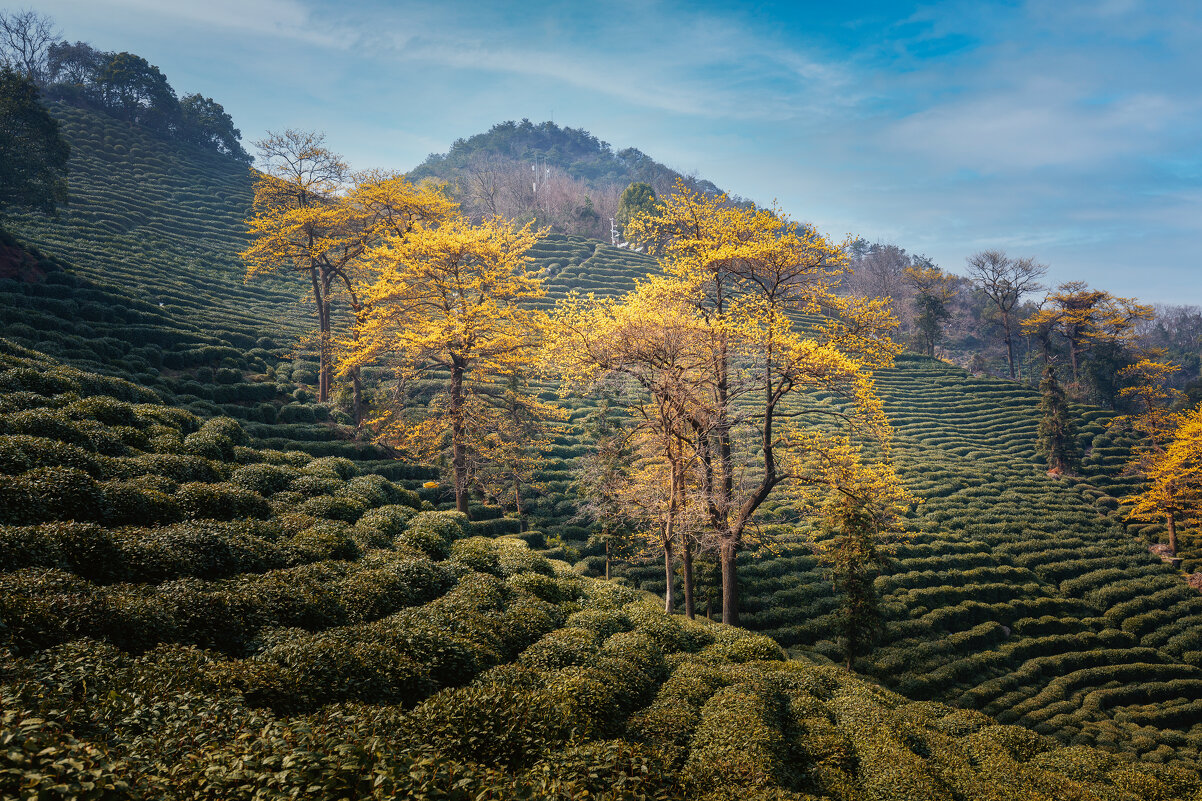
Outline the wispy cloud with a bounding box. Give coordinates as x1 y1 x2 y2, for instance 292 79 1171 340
26 0 1202 303
92 0 357 48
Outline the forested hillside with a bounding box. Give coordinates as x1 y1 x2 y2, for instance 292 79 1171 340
1 96 1201 800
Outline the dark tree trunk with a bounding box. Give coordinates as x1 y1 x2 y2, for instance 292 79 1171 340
310 268 331 403
1002 311 1017 380
514 479 527 531
720 539 738 625
1167 512 1178 557
682 538 695 619
604 538 611 581
663 538 675 614
449 357 469 515
350 302 364 427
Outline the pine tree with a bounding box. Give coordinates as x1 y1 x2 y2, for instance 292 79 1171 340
1037 364 1080 475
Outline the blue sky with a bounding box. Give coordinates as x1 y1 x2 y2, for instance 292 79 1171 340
31 0 1202 304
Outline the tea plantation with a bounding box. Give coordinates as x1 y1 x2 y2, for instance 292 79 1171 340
1 101 1201 798
0 344 1198 799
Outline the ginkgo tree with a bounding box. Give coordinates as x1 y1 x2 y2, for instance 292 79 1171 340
1118 359 1188 554
1129 402 1202 558
340 214 548 514
242 130 455 418
557 181 901 625
551 276 715 616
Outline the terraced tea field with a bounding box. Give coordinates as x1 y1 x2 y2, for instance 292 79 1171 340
703 358 1201 763
4 101 1202 776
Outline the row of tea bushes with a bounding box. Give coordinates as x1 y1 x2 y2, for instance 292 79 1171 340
607 355 1202 766
3 562 1199 800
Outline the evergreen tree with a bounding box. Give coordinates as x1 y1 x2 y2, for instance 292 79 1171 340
1037 364 1080 475
0 66 68 215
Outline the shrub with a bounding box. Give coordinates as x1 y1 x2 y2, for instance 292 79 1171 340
339 556 453 622
289 474 342 497
0 435 101 476
354 504 417 549
299 494 367 523
65 396 138 428
302 456 357 480
100 480 183 526
519 626 600 671
175 482 270 521
337 474 403 508
399 511 467 560
290 521 359 561
229 463 298 496
130 453 221 483
508 572 581 604
3 467 104 523
1 408 94 448
182 430 234 461
238 631 434 713
682 684 790 791
0 694 136 800
449 536 504 576
401 683 575 769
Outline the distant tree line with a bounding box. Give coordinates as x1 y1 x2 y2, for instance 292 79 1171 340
844 239 1202 411
0 8 250 163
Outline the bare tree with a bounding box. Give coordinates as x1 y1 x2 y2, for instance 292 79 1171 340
0 9 59 84
966 250 1046 380
463 152 507 219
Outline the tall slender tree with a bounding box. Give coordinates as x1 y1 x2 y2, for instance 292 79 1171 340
243 132 454 413
1036 364 1080 475
0 66 68 215
802 445 911 670
967 250 1046 379
903 262 955 357
624 183 899 625
1129 402 1202 558
1116 359 1186 554
341 215 547 514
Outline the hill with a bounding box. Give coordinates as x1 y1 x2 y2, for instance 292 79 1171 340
406 119 737 241
409 118 726 198
1 100 1201 797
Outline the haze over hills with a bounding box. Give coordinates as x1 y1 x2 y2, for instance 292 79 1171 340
1 86 1201 799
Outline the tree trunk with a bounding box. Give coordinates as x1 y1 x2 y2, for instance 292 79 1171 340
1167 512 1178 557
1002 313 1017 380
351 367 363 426
663 538 675 614
513 479 526 531
604 538 611 581
449 358 469 515
350 302 364 427
720 539 738 625
310 268 331 403
682 538 695 619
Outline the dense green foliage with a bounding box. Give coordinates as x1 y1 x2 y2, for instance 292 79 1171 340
0 67 69 214
44 40 250 161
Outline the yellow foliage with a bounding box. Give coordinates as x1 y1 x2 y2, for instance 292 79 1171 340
341 213 550 511
1129 402 1202 530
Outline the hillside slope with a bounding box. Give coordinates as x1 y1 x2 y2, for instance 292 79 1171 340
3 102 1201 778
1 342 1199 800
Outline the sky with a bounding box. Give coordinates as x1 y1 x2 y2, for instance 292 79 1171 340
28 0 1202 305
